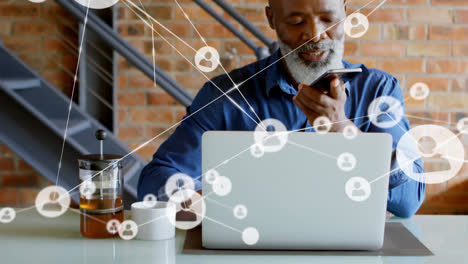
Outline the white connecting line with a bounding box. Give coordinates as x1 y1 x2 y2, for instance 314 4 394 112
124 0 262 127
19 0 425 225
55 0 91 186
172 0 266 129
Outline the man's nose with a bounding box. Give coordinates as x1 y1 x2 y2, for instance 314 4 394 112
301 20 326 43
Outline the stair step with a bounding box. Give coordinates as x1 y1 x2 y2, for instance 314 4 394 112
0 78 41 90
50 118 92 136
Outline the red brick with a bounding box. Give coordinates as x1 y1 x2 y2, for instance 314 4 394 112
145 125 175 137
117 92 147 107
408 8 452 24
128 73 154 89
18 160 35 172
0 189 19 206
361 41 405 57
455 10 468 23
453 78 468 92
432 0 468 5
1 173 39 187
2 37 41 52
424 193 468 210
427 94 468 109
383 24 426 40
0 20 11 36
346 58 378 68
19 189 40 205
118 125 145 140
0 157 15 171
148 92 181 106
0 4 40 18
407 43 450 57
406 77 449 92
129 108 174 124
453 44 468 57
381 59 424 73
117 23 145 37
118 109 128 123
146 6 173 20
13 21 57 35
405 111 449 126
0 145 14 155
427 59 468 74
425 183 447 198
344 41 358 57
365 8 405 23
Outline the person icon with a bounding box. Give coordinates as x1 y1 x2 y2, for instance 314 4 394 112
42 191 63 212
351 181 366 197
107 219 120 234
397 125 465 185
118 220 138 240
368 96 403 129
317 120 328 132
410 82 430 100
0 208 15 224
195 46 220 73
345 177 371 202
376 102 397 124
254 119 288 153
250 143 265 158
314 116 331 134
341 156 353 169
1 210 11 221
337 153 356 171
199 51 213 68
262 126 281 147
233 205 247 219
344 13 369 38
177 198 197 222
416 136 451 172
110 222 118 234
343 125 358 139
122 224 133 237
205 169 219 184
350 17 366 36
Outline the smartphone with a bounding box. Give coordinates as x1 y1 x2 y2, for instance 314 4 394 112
308 68 362 94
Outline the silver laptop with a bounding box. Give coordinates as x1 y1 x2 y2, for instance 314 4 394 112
201 131 392 250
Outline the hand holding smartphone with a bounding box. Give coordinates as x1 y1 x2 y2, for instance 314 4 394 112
308 68 362 94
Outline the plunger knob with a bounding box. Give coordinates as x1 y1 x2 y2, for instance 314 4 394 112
96 130 107 141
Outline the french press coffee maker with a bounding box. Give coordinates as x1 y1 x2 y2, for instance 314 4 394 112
78 130 124 238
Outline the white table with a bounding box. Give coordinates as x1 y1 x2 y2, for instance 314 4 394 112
0 209 467 264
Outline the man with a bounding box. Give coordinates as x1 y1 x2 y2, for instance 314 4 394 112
138 0 425 218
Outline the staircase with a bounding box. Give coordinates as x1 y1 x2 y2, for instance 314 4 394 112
0 44 144 206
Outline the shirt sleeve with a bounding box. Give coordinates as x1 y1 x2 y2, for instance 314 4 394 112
367 76 426 218
137 82 224 201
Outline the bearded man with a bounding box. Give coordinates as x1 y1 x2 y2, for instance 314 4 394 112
138 0 425 218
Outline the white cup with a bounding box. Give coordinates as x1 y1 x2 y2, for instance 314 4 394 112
131 201 176 241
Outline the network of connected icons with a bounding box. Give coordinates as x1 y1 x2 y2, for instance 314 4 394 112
0 0 463 248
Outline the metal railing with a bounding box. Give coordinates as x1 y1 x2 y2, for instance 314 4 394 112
54 0 194 107
193 0 277 60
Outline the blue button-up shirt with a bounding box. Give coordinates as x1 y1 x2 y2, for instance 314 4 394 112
138 50 426 218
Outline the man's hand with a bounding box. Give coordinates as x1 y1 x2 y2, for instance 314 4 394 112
293 74 354 132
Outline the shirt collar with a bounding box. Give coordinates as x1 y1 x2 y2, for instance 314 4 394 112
264 49 362 98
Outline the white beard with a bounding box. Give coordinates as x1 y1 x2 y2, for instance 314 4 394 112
278 38 344 85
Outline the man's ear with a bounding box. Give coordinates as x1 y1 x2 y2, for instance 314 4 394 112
265 6 275 30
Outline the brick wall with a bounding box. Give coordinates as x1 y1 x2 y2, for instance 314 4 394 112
0 1 77 207
1 0 467 214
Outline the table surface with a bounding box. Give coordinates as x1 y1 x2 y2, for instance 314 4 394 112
0 209 467 264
